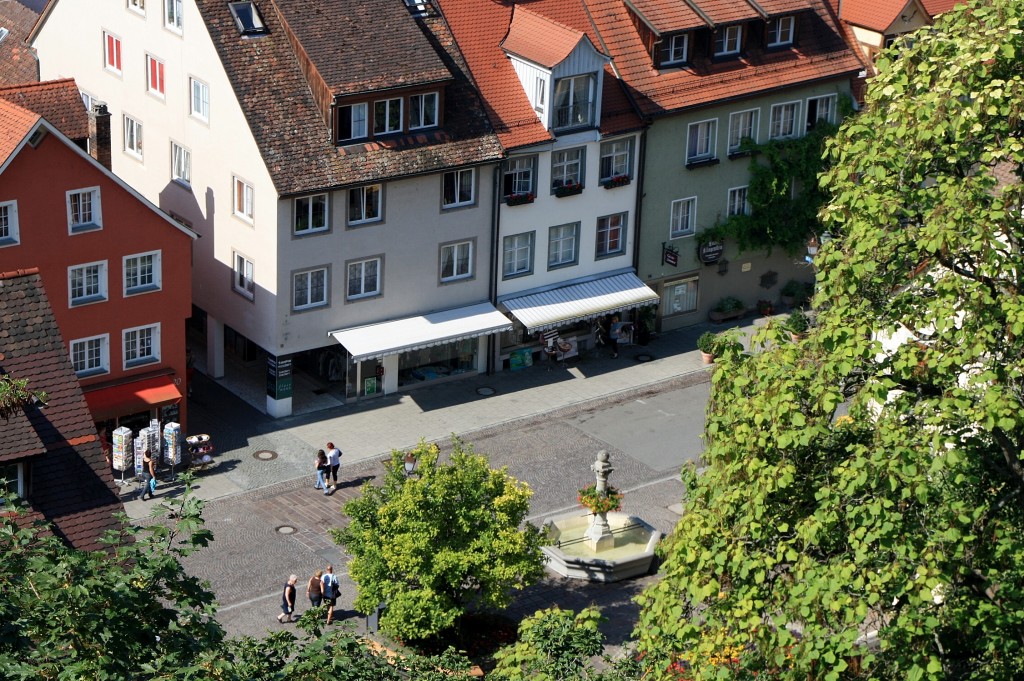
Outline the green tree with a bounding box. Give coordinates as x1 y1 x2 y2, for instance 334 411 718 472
634 1 1024 678
0 374 46 421
332 438 546 642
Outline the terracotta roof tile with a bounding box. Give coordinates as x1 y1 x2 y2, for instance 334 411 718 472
839 0 905 31
587 0 862 117
628 0 706 33
0 0 39 86
921 0 959 15
0 78 89 141
0 271 124 551
501 6 591 68
0 97 39 165
693 0 764 25
273 0 452 96
193 0 502 195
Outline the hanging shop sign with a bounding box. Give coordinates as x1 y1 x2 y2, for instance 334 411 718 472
662 242 679 267
698 240 725 264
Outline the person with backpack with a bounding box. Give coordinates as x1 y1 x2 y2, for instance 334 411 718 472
321 564 340 624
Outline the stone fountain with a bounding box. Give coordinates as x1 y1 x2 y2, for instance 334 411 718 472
541 450 661 582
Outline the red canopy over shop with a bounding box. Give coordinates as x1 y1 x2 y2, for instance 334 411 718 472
83 375 182 421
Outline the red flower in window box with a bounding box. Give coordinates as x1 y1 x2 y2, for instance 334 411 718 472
601 174 631 189
506 192 535 206
553 181 584 198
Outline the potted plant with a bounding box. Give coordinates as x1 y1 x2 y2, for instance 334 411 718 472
697 331 717 364
506 192 535 206
577 483 623 514
786 307 810 340
708 296 745 323
600 174 631 189
781 279 813 307
553 180 584 198
757 299 775 316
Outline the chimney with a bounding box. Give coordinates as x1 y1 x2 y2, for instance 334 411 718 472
91 103 112 171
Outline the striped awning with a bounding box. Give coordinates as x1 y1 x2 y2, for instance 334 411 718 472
502 272 659 332
329 302 512 362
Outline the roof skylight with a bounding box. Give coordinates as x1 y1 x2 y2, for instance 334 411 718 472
228 2 269 36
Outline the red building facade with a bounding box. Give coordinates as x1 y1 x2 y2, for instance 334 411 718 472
0 98 195 433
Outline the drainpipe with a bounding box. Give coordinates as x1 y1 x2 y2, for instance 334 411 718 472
632 128 647 275
487 164 502 375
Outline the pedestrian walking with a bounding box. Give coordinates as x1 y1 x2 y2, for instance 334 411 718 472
314 449 329 494
321 565 339 625
277 574 298 623
138 449 157 501
609 315 632 359
306 570 324 609
325 442 342 489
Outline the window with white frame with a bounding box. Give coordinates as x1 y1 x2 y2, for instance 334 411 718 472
768 16 795 47
67 187 102 232
663 276 698 315
599 139 632 181
233 252 255 299
503 156 535 199
295 194 328 234
373 98 402 135
293 267 328 310
440 241 473 281
336 103 367 142
727 186 750 216
80 90 94 113
669 197 696 238
0 462 23 504
69 261 108 306
553 74 596 129
70 334 109 377
103 32 122 75
348 184 381 225
769 101 799 139
123 114 143 158
714 25 742 56
123 323 160 368
728 108 759 154
190 77 210 122
233 176 254 222
164 0 183 32
347 257 381 299
409 92 438 130
551 148 584 189
534 76 546 112
146 55 165 96
548 222 579 268
442 168 475 208
0 200 19 246
502 232 534 278
686 119 717 163
127 0 146 15
171 141 190 184
806 95 836 130
124 251 161 295
596 213 626 257
663 33 689 64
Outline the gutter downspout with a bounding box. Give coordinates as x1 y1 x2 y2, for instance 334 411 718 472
487 164 502 375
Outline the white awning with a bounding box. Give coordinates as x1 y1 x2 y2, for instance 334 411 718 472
329 302 513 362
502 272 659 332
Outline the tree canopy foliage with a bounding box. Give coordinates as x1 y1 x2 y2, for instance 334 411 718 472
333 438 546 642
634 1 1024 678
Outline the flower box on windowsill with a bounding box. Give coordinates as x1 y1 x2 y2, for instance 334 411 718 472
553 183 584 198
506 192 535 206
685 157 721 170
600 175 631 189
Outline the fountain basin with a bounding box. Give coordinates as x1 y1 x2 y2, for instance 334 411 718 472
541 511 661 582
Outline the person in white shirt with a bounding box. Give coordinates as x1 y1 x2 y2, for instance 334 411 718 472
325 442 342 489
321 564 340 625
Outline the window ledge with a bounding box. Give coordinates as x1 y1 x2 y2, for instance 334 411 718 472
600 177 631 189
0 237 18 247
70 295 107 307
125 357 160 370
727 150 759 160
553 184 584 198
505 193 535 206
685 158 720 170
75 368 109 379
70 223 102 234
125 285 161 296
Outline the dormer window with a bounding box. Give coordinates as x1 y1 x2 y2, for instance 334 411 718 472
662 33 689 66
229 2 268 36
374 98 403 135
553 74 595 130
337 103 368 142
714 25 742 57
409 92 438 130
767 16 794 47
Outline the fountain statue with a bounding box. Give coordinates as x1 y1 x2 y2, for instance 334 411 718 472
540 450 661 582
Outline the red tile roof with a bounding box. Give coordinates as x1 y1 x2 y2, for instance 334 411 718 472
628 0 707 33
0 97 39 165
921 0 958 15
437 0 642 150
840 0 912 31
693 0 764 25
193 0 502 195
587 0 862 117
0 0 39 86
0 270 124 552
0 78 89 142
501 6 593 68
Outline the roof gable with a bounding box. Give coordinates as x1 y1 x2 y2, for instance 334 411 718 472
0 78 89 141
0 97 39 165
840 0 919 31
501 6 599 69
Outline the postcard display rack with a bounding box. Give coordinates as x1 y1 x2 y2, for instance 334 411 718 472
112 426 133 483
163 422 182 478
134 421 160 478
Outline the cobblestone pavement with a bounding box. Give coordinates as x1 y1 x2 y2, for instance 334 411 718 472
124 320 764 660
